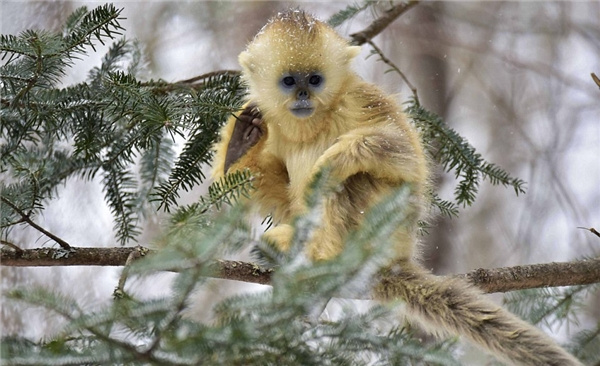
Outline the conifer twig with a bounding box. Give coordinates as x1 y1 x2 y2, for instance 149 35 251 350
2 246 599 294
1 197 72 249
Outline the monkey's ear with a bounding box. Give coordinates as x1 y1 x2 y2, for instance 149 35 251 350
238 50 254 74
346 46 361 61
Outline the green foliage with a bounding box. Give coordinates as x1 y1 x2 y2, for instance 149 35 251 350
431 193 459 219
502 285 600 363
203 169 254 210
405 99 526 207
328 4 525 211
504 285 598 328
568 325 600 365
153 73 245 212
0 5 245 244
3 184 461 366
327 1 374 27
1 4 595 366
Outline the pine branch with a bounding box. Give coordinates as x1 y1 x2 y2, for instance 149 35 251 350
578 226 600 238
101 166 140 245
153 73 244 211
431 193 460 218
407 100 526 206
60 4 125 55
0 5 124 97
327 1 372 28
7 286 156 362
568 325 600 364
2 246 599 294
201 169 254 210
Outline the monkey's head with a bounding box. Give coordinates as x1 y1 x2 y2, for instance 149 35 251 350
238 9 361 140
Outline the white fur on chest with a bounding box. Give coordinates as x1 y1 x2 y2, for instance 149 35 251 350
268 131 335 205
266 105 358 206
284 142 327 187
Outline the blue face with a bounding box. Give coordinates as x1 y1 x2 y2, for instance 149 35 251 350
278 71 324 118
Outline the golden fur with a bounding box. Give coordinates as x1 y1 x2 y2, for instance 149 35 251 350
212 9 581 366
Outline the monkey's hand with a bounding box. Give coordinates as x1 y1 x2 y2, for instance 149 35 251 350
224 104 264 173
212 102 291 222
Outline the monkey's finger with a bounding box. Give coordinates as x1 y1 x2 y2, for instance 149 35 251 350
244 125 263 141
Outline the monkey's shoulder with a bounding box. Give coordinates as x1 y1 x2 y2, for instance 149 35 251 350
345 80 406 126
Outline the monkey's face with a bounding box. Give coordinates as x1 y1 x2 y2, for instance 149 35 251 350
238 11 361 139
278 71 324 118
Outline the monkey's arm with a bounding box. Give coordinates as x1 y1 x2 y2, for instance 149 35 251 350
312 122 428 193
212 103 291 222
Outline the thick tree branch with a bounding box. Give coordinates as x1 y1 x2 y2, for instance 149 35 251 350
457 259 600 293
2 246 599 294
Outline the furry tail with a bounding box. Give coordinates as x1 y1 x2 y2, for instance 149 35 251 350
375 263 582 366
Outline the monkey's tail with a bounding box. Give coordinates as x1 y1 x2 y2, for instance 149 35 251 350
375 263 582 366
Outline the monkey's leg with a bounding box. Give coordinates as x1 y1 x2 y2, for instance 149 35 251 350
261 173 379 259
376 262 582 366
305 173 398 261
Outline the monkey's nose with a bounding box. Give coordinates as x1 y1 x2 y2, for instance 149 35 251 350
297 89 309 100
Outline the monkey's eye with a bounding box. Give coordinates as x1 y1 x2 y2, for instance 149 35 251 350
308 74 322 87
282 76 296 87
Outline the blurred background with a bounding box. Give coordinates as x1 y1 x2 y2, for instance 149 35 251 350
1 0 599 353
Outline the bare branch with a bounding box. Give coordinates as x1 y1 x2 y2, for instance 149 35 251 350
1 240 23 253
2 246 599 294
350 1 420 45
1 197 72 249
458 259 600 293
114 247 149 297
148 70 241 94
366 39 419 104
174 70 240 86
592 72 600 89
578 226 600 239
216 259 274 285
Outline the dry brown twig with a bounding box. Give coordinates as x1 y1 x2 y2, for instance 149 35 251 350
592 73 600 89
350 1 420 46
1 197 72 250
578 226 600 238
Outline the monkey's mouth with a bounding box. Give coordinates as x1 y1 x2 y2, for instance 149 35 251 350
290 107 314 118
